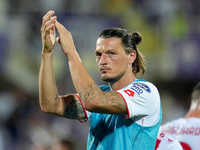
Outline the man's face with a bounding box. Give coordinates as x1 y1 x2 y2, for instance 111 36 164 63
95 37 131 83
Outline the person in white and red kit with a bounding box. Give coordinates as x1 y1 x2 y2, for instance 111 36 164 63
159 82 200 150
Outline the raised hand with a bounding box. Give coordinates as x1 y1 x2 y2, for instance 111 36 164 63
41 10 57 53
55 21 76 56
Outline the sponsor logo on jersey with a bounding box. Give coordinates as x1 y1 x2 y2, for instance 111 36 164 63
130 82 151 95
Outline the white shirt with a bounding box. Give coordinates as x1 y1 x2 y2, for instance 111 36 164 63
160 117 200 150
155 132 183 150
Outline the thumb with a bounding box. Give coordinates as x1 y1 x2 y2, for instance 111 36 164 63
56 37 61 44
55 21 62 32
55 21 67 34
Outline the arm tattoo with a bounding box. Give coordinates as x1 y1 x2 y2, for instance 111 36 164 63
54 95 58 100
80 84 126 113
63 99 85 119
79 84 99 102
107 92 127 111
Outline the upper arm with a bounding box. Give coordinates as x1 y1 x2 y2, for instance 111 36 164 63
55 94 86 119
116 81 161 125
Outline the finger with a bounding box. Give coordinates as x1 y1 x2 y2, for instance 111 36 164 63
56 37 61 44
41 11 54 32
45 22 56 34
45 16 57 30
55 21 67 34
50 25 56 36
41 16 57 35
55 21 61 33
42 10 54 24
42 10 52 20
41 10 55 32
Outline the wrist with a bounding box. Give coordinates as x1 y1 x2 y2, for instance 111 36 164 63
41 50 53 57
42 45 54 53
67 51 81 62
42 48 53 53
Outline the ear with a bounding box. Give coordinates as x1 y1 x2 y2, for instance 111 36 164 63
128 50 136 64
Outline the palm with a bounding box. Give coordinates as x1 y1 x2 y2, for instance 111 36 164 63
42 27 56 52
49 28 56 46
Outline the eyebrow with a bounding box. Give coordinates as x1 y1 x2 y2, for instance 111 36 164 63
95 49 118 54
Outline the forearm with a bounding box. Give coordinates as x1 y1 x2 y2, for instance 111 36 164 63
39 51 59 113
67 52 127 114
67 51 101 106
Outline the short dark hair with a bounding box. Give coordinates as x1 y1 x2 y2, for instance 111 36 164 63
99 27 146 76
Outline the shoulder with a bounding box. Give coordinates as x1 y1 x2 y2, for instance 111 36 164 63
159 118 186 134
117 79 161 125
161 117 200 130
122 79 160 100
126 79 159 93
185 117 200 123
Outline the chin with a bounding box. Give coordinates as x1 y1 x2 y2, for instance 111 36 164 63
101 71 125 83
101 75 109 81
101 75 117 83
101 74 111 81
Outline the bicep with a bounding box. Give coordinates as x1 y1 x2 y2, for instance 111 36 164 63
104 91 128 114
56 94 86 119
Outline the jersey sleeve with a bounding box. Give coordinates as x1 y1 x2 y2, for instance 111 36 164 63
117 81 161 126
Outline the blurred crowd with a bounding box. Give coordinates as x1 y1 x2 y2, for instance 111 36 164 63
0 0 200 149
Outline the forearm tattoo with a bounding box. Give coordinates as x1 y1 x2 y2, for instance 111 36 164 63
54 95 58 100
79 84 126 112
79 84 99 102
63 99 85 119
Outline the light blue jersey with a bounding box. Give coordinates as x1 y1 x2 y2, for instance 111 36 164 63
85 80 162 150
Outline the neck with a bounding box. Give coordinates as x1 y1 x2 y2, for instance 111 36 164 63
184 101 200 118
184 110 200 118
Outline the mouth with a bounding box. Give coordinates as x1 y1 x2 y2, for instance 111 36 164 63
100 67 110 73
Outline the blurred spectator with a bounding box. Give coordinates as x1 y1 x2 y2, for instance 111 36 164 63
160 82 200 150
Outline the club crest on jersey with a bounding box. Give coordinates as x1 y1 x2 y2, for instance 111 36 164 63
130 82 151 95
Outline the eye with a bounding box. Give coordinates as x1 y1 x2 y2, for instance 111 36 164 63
109 52 116 55
95 52 102 57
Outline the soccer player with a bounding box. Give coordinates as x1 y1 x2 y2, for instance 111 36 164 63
159 82 200 150
39 10 162 149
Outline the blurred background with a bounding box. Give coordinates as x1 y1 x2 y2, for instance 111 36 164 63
0 0 200 149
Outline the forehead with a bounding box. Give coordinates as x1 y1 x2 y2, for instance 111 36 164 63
95 37 122 51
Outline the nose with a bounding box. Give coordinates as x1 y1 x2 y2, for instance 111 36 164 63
99 53 108 65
